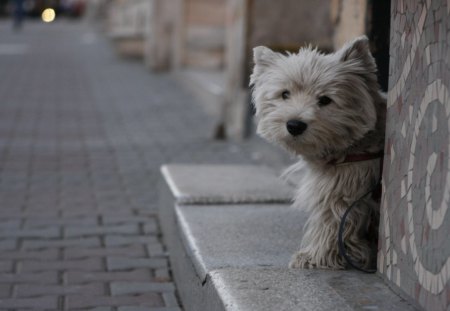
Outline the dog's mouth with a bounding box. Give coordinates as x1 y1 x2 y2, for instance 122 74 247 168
283 133 340 160
282 135 312 155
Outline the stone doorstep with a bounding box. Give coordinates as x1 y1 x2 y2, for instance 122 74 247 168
175 204 306 281
166 204 417 311
208 268 421 311
158 164 418 311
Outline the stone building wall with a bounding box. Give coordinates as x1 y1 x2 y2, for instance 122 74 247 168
379 0 450 310
248 0 333 51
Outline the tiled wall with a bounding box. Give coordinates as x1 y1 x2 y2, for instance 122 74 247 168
379 0 450 310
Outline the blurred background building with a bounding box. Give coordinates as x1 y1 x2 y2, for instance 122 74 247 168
0 0 389 140
102 0 390 140
0 0 86 18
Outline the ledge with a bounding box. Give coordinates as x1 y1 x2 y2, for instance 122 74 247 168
175 204 306 281
158 164 418 311
161 164 293 205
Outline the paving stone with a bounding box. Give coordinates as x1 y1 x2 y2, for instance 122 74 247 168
146 244 165 257
64 245 146 259
154 269 171 283
24 216 98 228
0 219 21 229
20 257 104 272
98 211 136 219
0 249 59 260
0 210 59 217
0 271 58 284
22 237 101 249
104 235 159 246
16 283 106 298
0 284 11 298
64 223 139 237
0 239 18 250
118 308 181 311
0 260 13 272
65 269 153 284
110 282 176 296
62 208 101 217
107 257 167 271
65 294 165 309
143 222 159 234
102 215 158 226
162 292 180 307
0 226 60 239
0 296 59 309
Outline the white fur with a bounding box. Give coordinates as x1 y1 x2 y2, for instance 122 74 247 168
250 36 385 269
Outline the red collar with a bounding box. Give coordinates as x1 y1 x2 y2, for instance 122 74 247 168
328 151 384 165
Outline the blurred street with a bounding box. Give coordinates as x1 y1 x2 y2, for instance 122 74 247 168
0 20 289 310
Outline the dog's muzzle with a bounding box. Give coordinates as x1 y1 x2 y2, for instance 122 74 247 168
286 120 307 136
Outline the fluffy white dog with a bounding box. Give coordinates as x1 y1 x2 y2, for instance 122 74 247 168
250 36 385 269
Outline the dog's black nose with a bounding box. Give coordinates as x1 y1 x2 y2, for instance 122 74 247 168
286 120 307 136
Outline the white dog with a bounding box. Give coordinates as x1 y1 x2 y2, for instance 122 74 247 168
250 36 385 269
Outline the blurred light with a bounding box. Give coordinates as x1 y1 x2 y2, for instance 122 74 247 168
41 8 56 23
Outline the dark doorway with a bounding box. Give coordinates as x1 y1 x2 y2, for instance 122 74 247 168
369 0 391 92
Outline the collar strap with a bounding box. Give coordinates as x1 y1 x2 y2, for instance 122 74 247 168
328 151 383 165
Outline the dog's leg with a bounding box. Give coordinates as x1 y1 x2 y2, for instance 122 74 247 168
289 199 373 269
289 207 345 269
340 200 378 269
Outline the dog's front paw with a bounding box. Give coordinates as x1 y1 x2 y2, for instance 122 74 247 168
289 252 316 269
289 251 346 270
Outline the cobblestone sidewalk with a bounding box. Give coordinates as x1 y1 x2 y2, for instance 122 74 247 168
0 20 290 310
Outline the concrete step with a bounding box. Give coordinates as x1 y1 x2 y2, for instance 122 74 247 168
161 165 293 205
158 164 419 311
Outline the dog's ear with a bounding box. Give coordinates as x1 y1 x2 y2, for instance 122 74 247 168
338 36 376 70
250 46 279 86
253 46 279 66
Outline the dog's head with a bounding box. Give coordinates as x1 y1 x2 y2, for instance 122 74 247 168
250 36 380 159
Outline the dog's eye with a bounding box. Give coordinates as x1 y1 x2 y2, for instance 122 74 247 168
318 96 332 107
281 90 290 100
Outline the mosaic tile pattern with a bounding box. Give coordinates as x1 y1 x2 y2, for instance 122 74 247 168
379 0 450 310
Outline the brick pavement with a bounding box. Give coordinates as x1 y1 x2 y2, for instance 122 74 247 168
0 20 290 310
